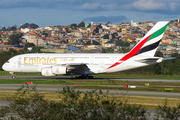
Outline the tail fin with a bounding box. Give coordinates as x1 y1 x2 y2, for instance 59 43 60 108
107 21 169 69
129 21 169 57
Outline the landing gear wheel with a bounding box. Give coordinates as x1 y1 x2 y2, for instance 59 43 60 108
89 76 94 79
10 72 16 79
12 76 16 79
70 76 77 79
77 75 94 79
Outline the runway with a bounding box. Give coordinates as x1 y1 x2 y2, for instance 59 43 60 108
0 84 179 98
0 75 179 98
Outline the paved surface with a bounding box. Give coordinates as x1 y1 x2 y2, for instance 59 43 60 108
0 76 179 98
0 84 179 98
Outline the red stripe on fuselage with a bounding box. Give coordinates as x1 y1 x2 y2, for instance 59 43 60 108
107 34 152 69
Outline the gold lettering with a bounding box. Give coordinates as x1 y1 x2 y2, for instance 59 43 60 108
69 58 74 62
63 58 67 61
42 58 46 64
54 58 57 64
47 58 49 64
24 57 28 64
29 58 36 64
39 58 42 64
49 58 53 64
36 57 39 64
24 57 57 64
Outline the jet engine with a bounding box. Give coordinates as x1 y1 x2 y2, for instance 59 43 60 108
41 68 56 77
41 66 67 76
52 66 67 74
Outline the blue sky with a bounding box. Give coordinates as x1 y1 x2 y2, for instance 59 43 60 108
0 0 180 27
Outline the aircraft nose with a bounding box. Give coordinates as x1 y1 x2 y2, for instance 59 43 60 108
2 63 8 71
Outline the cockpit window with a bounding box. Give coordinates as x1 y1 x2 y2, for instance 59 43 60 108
6 61 9 63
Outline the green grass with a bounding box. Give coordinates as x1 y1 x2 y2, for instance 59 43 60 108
0 79 68 84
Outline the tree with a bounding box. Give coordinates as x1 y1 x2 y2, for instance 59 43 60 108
153 63 161 74
19 23 39 29
106 40 114 44
116 41 130 47
31 46 44 53
41 32 48 37
29 23 39 29
1 25 17 31
10 25 17 31
8 48 18 55
171 53 180 58
118 48 130 53
155 51 163 57
97 24 102 29
70 24 77 30
78 21 85 28
1 27 6 31
19 23 29 28
103 34 109 39
8 32 23 45
24 43 35 51
112 33 118 40
102 48 114 53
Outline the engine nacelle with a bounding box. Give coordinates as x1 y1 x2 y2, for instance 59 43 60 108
41 68 56 77
52 66 67 75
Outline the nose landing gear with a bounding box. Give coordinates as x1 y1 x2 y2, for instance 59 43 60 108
10 72 16 79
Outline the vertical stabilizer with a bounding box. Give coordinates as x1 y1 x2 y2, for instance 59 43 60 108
107 21 169 69
129 21 169 57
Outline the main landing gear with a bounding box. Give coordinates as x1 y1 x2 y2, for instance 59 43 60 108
10 72 16 79
70 75 94 79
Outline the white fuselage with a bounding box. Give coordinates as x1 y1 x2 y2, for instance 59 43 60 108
2 53 163 76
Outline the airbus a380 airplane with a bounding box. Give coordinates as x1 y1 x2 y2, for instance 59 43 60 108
2 21 169 79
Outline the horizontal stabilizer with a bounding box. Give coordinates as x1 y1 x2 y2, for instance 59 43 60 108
135 58 163 63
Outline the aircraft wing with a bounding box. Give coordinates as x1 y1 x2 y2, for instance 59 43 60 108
62 63 88 66
61 63 90 75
